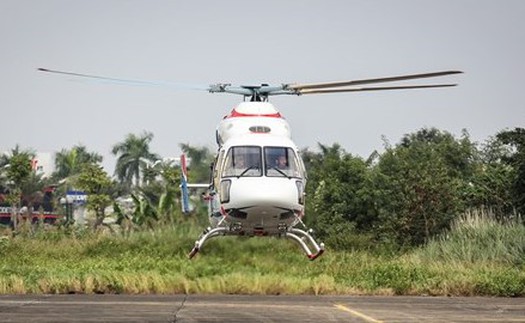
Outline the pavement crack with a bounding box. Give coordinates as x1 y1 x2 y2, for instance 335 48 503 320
172 294 188 323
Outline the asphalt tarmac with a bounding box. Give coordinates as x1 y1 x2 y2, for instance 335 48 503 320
0 294 524 322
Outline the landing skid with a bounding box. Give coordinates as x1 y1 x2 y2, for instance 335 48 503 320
188 226 232 259
188 224 325 260
284 227 325 260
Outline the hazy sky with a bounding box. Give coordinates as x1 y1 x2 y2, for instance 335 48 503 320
1 0 524 174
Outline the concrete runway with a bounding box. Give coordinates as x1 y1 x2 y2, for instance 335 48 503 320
0 294 524 322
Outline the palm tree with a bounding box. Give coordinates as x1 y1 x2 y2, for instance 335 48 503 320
20 171 50 211
112 131 159 188
53 145 103 181
1 145 35 188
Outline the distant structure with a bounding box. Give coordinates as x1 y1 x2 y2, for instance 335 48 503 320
31 152 55 178
162 156 182 166
0 152 60 225
1 151 54 179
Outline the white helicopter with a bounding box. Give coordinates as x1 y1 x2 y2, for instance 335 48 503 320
38 68 462 260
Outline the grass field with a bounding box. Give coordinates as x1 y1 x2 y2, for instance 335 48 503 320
0 212 524 296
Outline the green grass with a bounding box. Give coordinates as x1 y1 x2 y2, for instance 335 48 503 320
0 212 524 296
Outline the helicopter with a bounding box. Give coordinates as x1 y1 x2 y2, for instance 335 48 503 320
37 68 462 260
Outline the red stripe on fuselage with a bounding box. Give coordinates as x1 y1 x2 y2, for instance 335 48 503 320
224 109 282 119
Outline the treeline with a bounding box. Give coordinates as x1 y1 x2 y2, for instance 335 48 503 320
0 132 213 231
303 127 525 249
1 127 524 251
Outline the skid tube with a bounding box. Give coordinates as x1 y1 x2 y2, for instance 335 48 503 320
188 224 325 260
188 226 232 259
284 227 325 260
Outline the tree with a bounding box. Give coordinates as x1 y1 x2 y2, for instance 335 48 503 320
75 164 112 229
112 131 159 188
375 142 463 246
496 127 525 215
302 144 377 249
136 160 183 226
53 145 102 181
399 127 477 179
19 171 50 211
372 128 482 246
1 146 34 186
0 146 37 230
463 135 514 216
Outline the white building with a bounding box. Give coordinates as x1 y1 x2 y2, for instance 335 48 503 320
31 152 55 178
1 151 55 179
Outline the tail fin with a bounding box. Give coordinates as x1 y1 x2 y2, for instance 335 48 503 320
180 154 192 214
180 154 210 214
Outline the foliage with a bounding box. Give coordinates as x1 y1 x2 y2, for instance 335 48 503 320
129 193 159 227
496 127 525 215
399 128 477 179
19 171 50 209
112 131 159 188
74 164 112 229
179 143 214 184
0 146 43 209
464 136 514 216
3 126 523 261
1 146 34 190
374 131 465 246
128 158 186 228
303 144 377 249
302 128 505 249
52 145 103 181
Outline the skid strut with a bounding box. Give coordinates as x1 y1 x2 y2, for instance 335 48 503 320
188 226 231 259
284 227 325 260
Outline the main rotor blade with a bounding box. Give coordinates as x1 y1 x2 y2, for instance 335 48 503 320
297 84 458 95
37 68 210 91
287 70 463 90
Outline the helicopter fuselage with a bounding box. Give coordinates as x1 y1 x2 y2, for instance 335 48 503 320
207 102 307 236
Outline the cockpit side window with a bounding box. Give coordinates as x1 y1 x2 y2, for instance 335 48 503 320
264 147 301 178
222 146 262 177
213 149 225 189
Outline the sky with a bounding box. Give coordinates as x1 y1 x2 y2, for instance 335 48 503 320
1 0 524 174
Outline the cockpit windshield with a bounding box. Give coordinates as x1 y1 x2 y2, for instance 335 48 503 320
264 147 301 178
222 145 302 178
222 146 262 177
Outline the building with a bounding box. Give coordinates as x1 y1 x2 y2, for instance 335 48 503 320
31 152 55 178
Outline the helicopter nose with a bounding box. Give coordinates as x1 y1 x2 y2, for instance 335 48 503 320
228 177 299 208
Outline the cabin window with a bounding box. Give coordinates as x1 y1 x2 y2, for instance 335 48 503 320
264 147 301 178
222 146 262 177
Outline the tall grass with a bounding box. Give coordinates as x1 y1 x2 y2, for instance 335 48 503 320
414 209 525 265
0 210 524 296
409 209 525 296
